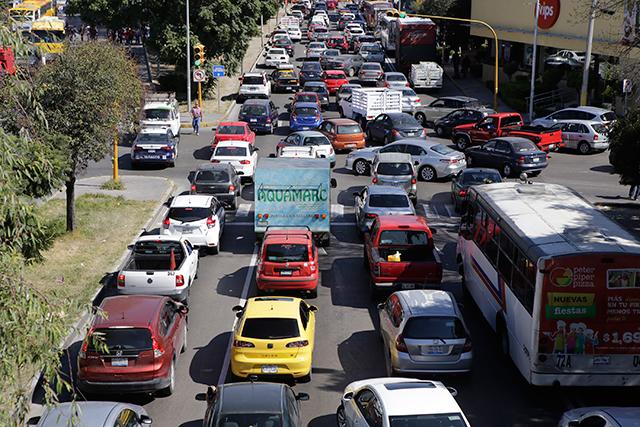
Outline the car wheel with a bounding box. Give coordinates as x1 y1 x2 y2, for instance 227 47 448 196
578 141 591 155
298 370 312 383
336 405 347 427
435 125 445 137
455 135 469 151
158 360 175 397
353 159 369 176
502 163 512 177
209 244 219 255
415 112 426 127
420 165 437 182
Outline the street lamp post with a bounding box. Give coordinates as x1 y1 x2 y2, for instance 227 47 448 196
186 0 192 112
528 0 540 121
580 0 597 106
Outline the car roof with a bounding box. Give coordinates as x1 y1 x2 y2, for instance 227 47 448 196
365 379 464 417
242 72 263 77
556 106 612 115
243 98 269 106
215 140 252 148
304 81 328 87
366 185 410 196
385 72 406 77
375 152 412 163
293 102 320 109
244 297 302 319
218 121 247 128
376 215 428 229
171 194 214 208
326 118 359 125
143 102 172 110
39 402 138 427
138 127 172 135
219 382 285 414
396 290 456 317
296 91 320 97
553 119 603 126
196 163 234 172
95 295 164 329
387 112 414 120
292 130 326 138
438 96 478 102
341 83 362 88
492 136 538 146
264 228 313 243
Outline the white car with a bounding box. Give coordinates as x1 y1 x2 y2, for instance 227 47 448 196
290 10 304 20
345 24 365 40
559 407 640 427
286 25 302 41
210 140 259 183
306 41 327 58
336 377 470 427
400 87 421 113
268 32 290 46
162 194 225 254
377 71 410 89
238 72 271 100
264 48 290 68
530 106 617 129
551 120 610 154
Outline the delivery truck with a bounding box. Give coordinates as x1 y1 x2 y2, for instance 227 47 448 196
338 87 402 127
254 158 337 246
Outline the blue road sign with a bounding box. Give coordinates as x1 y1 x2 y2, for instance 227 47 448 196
212 65 225 78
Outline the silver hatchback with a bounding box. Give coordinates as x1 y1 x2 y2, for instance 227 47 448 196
354 185 415 233
378 290 473 375
371 152 417 203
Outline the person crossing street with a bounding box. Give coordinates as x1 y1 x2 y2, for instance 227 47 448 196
191 102 202 135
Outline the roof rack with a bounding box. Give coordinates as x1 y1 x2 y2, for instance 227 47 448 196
144 92 177 103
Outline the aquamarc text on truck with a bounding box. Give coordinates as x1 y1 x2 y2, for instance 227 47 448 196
254 158 336 246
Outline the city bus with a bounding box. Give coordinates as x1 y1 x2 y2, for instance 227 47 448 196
456 181 640 386
9 0 56 31
28 16 65 54
378 14 398 52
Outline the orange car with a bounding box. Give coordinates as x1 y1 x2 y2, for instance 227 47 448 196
317 118 366 152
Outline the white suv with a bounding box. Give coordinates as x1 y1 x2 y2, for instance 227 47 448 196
530 106 617 129
210 140 259 184
264 48 290 68
162 195 225 254
238 72 271 101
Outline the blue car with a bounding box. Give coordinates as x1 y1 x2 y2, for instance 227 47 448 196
289 102 323 131
130 128 179 168
238 99 280 134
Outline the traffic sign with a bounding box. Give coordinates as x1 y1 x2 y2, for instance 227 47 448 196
193 69 206 82
212 64 225 78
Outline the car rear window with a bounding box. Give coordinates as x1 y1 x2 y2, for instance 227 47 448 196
315 27 328 33
431 144 456 155
302 62 322 71
133 240 182 255
168 207 210 222
242 318 300 339
386 74 406 82
376 162 412 176
89 328 152 352
218 414 283 427
309 42 325 49
144 109 170 120
501 115 523 127
361 44 382 52
601 112 617 121
325 73 346 79
362 63 382 71
305 85 328 95
241 105 267 116
511 141 537 152
269 49 286 55
389 413 467 427
591 123 608 134
196 170 229 182
136 134 171 144
303 136 330 146
369 194 409 208
393 115 420 126
265 243 309 262
338 124 362 134
379 230 429 246
217 125 245 135
294 107 318 116
401 88 417 97
297 94 319 103
403 316 466 340
242 76 264 85
461 172 501 185
215 146 248 157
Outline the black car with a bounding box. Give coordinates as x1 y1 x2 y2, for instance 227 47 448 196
450 167 502 212
323 58 347 72
189 163 241 210
465 137 548 178
366 113 426 145
273 37 294 58
433 108 494 138
198 382 309 427
270 69 300 93
299 61 323 85
302 81 330 110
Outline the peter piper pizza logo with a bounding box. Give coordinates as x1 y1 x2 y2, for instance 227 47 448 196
551 267 572 287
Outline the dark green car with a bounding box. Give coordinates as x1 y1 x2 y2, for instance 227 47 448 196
450 168 502 212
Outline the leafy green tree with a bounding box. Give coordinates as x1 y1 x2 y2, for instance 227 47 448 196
608 109 640 185
410 0 458 15
36 41 142 231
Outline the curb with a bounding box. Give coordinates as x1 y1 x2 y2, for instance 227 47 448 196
27 177 177 418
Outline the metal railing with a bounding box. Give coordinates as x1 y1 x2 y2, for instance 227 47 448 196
526 88 577 119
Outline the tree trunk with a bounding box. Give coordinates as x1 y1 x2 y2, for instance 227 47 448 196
65 174 76 232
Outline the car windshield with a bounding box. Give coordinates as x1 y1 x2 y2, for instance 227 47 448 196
325 73 346 79
303 136 330 146
386 74 406 82
269 49 286 55
601 112 617 121
218 125 245 135
340 87 354 95
461 172 501 185
592 123 608 134
168 207 210 222
369 194 409 208
242 76 264 85
330 38 343 43
89 328 152 353
217 414 283 427
241 105 267 116
302 62 322 71
338 124 361 134
294 107 318 116
376 162 412 175
144 109 170 120
403 316 466 340
392 115 420 126
379 230 429 245
464 100 482 108
242 318 300 339
431 144 456 155
511 141 537 152
325 50 339 56
389 413 467 427
305 85 328 95
265 243 309 262
215 146 248 157
196 170 230 183
362 63 382 71
315 27 328 33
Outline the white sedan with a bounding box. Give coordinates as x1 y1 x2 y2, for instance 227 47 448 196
210 140 258 183
306 42 327 58
264 48 290 68
287 25 302 42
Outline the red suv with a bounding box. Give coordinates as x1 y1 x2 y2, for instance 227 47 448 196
256 228 319 298
327 35 349 52
77 295 188 396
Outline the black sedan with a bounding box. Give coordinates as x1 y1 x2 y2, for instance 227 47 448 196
189 163 241 210
433 108 494 138
465 137 548 178
270 69 300 93
299 61 323 85
198 382 309 427
365 112 426 145
450 167 502 212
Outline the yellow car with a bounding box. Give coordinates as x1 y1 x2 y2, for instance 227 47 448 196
231 297 317 382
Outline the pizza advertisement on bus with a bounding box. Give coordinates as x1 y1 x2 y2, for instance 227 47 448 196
537 255 640 365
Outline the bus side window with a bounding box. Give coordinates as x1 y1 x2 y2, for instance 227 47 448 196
484 219 499 266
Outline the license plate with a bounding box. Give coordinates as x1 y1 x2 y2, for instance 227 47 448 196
257 220 269 226
250 119 257 122
249 87 257 91
533 158 539 162
593 356 610 366
148 149 156 153
401 283 415 290
286 86 292 90
346 144 356 148
111 358 128 367
280 270 293 276
261 365 278 374
424 345 447 355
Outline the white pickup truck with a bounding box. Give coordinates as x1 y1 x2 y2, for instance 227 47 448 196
409 62 443 90
117 234 199 304
338 88 402 126
140 92 181 138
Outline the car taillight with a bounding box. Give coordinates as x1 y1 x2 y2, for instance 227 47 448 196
163 217 170 228
239 160 251 165
152 337 165 358
440 158 457 164
206 216 216 228
593 134 598 140
176 274 185 287
211 159 220 163
286 340 309 348
79 339 88 359
372 177 378 183
117 274 125 287
395 334 408 352
463 338 472 352
459 190 467 197
233 339 255 348
161 145 172 151
229 184 236 192
411 178 417 184
517 156 525 164
415 99 421 103
191 184 196 192
365 213 378 219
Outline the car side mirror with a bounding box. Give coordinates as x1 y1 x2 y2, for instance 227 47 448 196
232 305 244 312
447 387 458 397
414 161 420 166
253 147 260 152
309 305 318 312
296 392 310 401
187 171 195 183
330 178 337 188
269 153 276 158
127 244 134 250
139 415 153 425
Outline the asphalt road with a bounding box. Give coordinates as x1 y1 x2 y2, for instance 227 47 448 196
79 29 636 427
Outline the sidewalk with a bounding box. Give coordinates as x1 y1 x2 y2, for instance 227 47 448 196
51 175 173 202
441 63 513 112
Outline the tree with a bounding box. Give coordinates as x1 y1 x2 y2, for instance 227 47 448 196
36 41 142 231
410 0 458 15
608 109 640 185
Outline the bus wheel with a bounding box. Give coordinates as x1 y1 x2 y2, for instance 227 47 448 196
497 319 510 358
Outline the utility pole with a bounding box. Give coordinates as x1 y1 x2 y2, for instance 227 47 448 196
186 0 192 112
261 15 264 48
528 0 540 121
580 0 597 106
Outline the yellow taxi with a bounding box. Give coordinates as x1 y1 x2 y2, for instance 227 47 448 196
231 297 317 382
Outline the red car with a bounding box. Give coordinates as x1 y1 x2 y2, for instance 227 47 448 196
256 228 319 298
323 70 349 94
77 295 188 396
212 121 256 148
327 35 349 52
326 0 338 9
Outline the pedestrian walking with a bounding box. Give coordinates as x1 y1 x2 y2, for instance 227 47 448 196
452 50 461 79
79 24 86 41
135 28 142 45
191 102 203 136
461 55 470 78
89 26 97 40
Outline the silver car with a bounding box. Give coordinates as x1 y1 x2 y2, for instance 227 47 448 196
358 62 383 84
551 120 610 154
345 139 466 182
377 71 409 89
354 185 415 233
36 401 152 426
378 290 473 375
400 87 421 114
558 407 640 427
530 106 617 129
306 41 327 58
359 42 384 63
371 152 417 202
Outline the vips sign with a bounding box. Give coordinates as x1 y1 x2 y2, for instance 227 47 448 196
537 0 561 29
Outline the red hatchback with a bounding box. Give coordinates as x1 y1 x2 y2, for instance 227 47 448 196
327 35 349 52
323 70 349 94
212 121 256 149
77 295 188 396
256 229 319 298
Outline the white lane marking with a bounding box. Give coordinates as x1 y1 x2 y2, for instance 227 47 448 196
422 202 440 219
216 245 259 386
331 203 344 219
236 203 251 217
